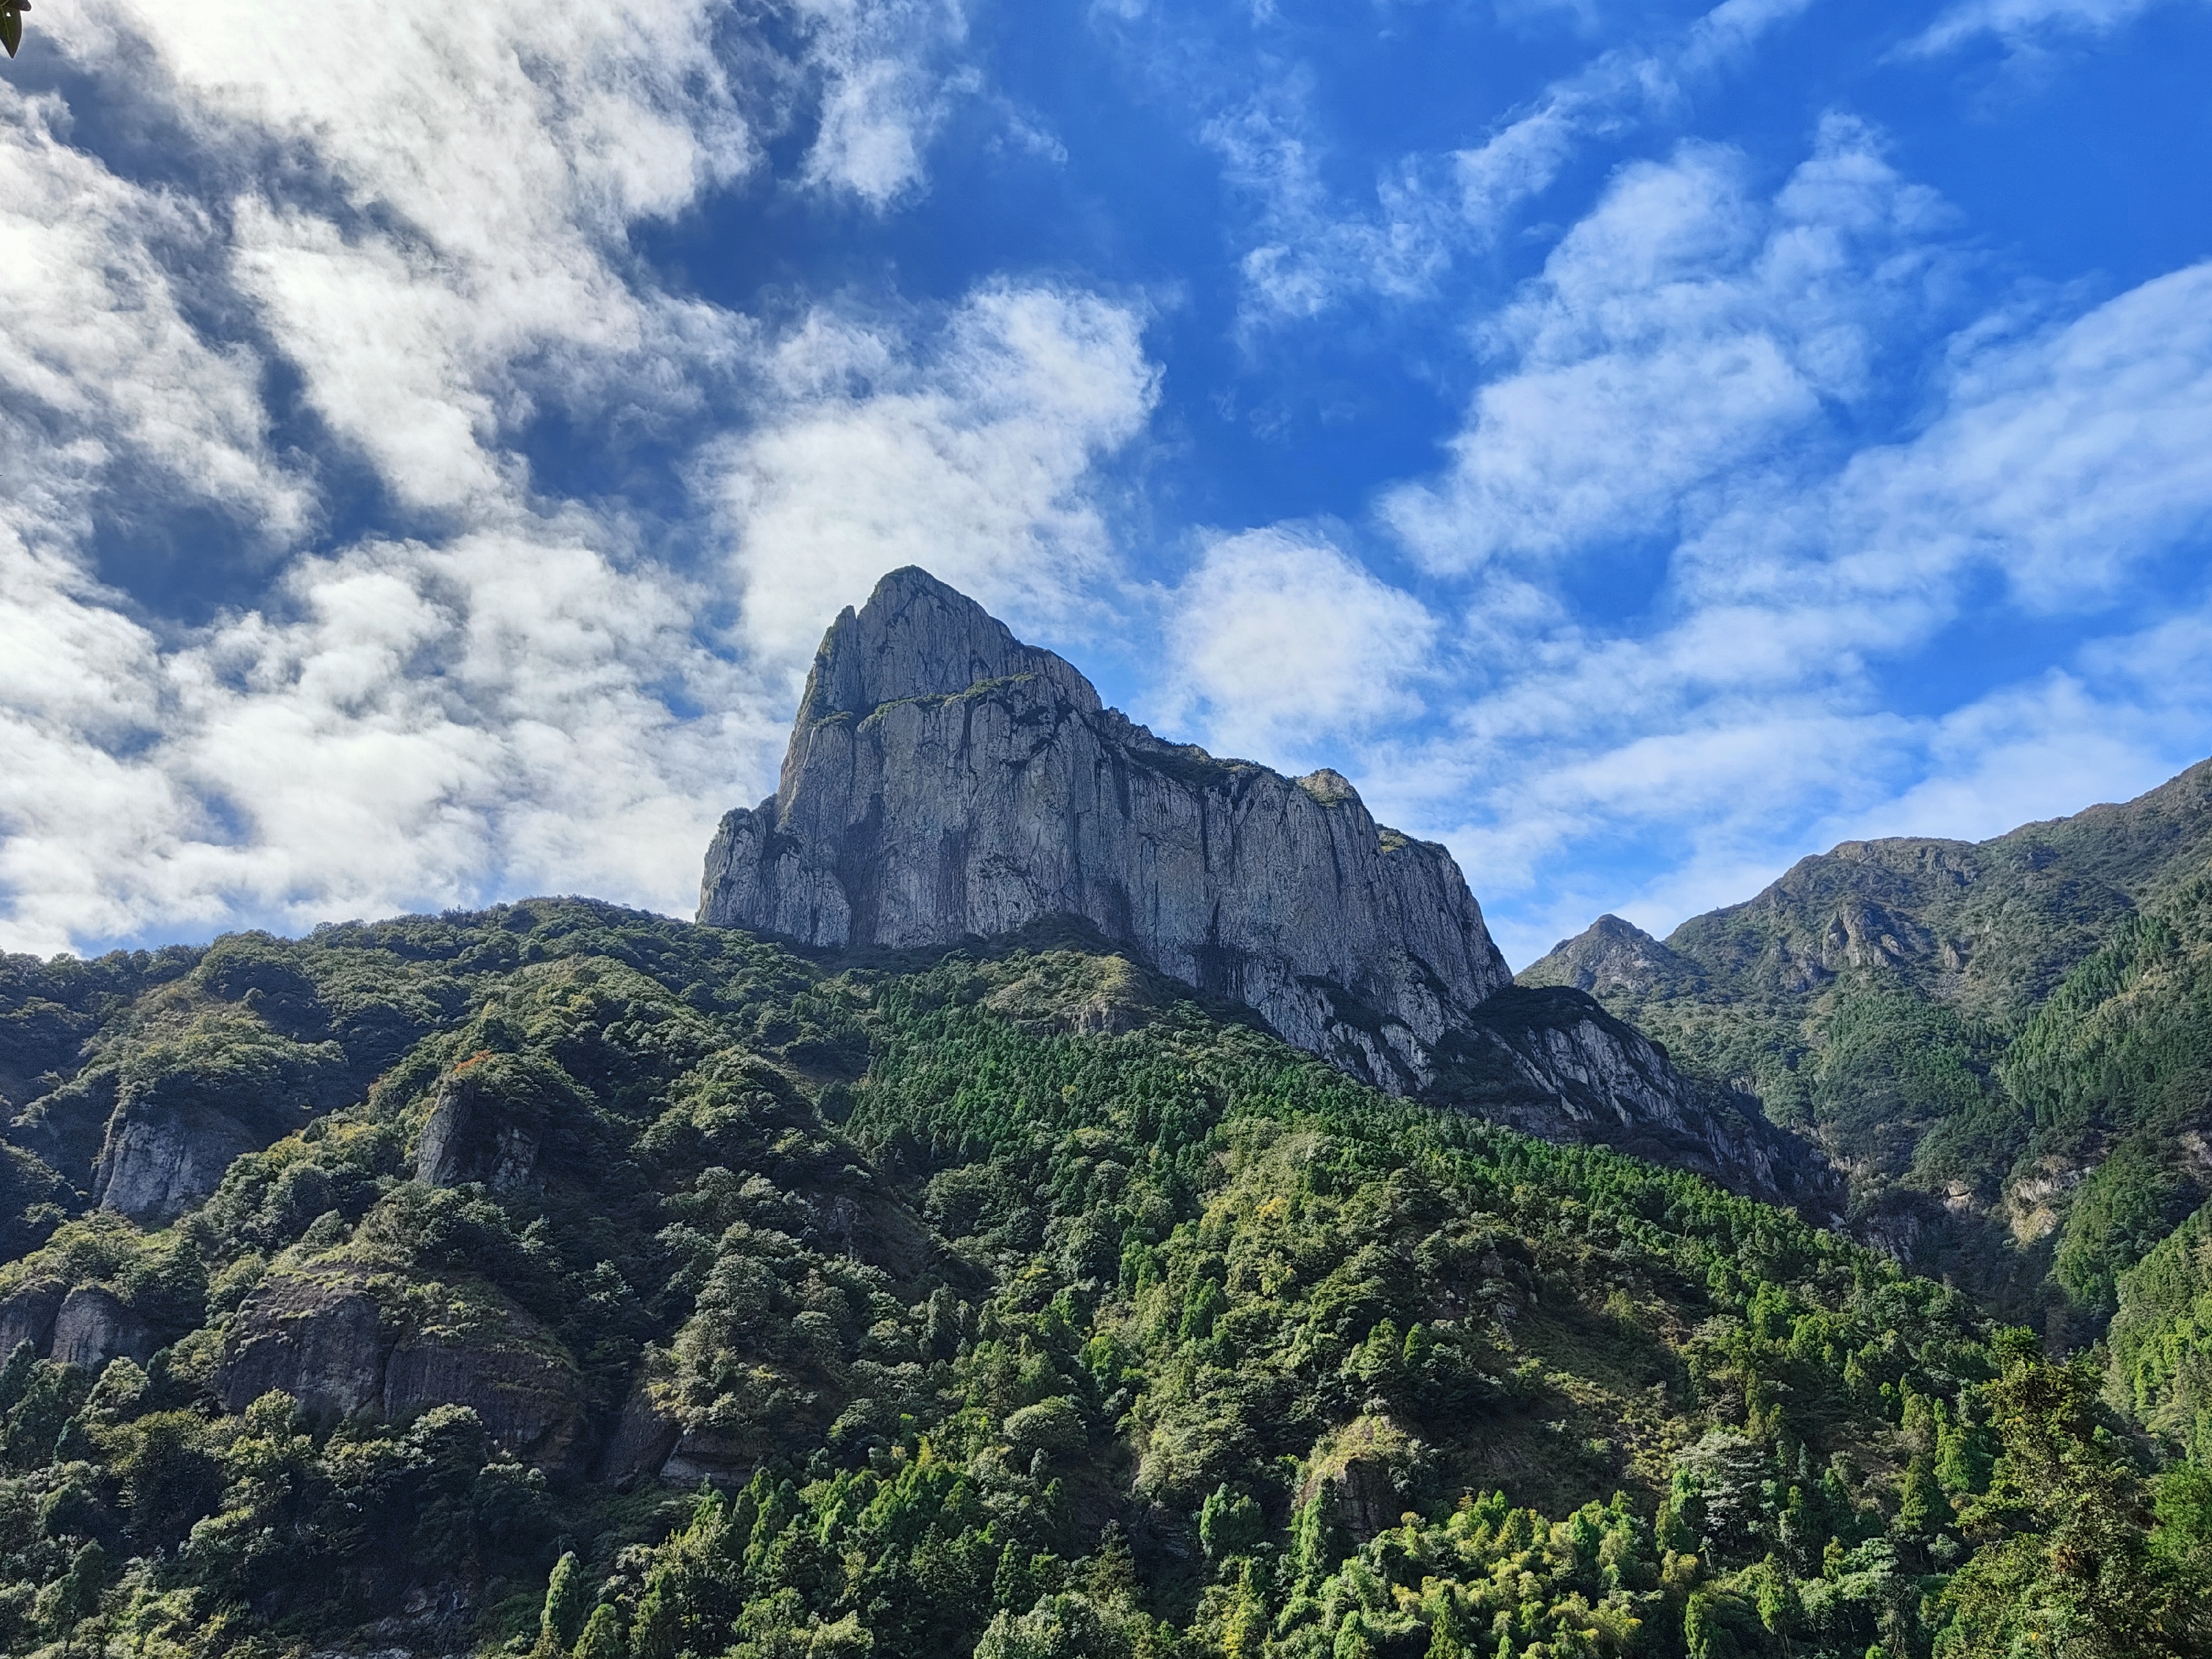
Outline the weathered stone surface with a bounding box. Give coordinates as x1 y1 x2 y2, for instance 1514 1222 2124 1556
382 1310 585 1469
94 1104 268 1228
415 1065 543 1191
1294 1415 1424 1546
0 1281 65 1358
658 1427 751 1490
702 567 1512 1094
51 1285 155 1369
8 1071 117 1194
218 1266 388 1419
218 1262 587 1467
597 1376 683 1485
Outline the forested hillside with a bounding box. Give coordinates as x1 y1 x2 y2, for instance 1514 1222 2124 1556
0 903 2203 1657
1523 759 2212 1336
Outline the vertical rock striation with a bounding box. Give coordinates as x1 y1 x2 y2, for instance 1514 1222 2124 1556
702 567 1512 1093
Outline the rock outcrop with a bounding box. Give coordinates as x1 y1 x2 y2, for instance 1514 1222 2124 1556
1438 987 1839 1213
93 1104 272 1228
217 1262 585 1468
0 1281 64 1358
698 568 1839 1207
218 1266 388 1418
50 1285 154 1369
702 567 1511 1094
415 1060 549 1191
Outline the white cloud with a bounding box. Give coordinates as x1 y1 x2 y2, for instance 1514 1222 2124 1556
1210 0 1817 327
1162 527 1438 760
1803 261 2212 614
0 0 1161 956
0 513 776 956
0 83 311 549
1202 72 1455 325
1910 0 2190 55
1303 125 2212 964
797 0 976 205
1386 119 1948 571
715 285 1159 680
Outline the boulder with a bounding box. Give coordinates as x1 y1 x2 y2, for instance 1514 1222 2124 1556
0 1281 66 1358
218 1266 388 1418
1297 1415 1424 1546
50 1286 155 1369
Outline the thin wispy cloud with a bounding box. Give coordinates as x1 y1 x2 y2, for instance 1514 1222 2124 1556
1909 0 2196 55
1202 0 1819 329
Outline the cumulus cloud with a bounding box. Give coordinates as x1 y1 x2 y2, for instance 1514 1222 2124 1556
1333 128 2212 964
1386 119 1950 570
715 285 1159 679
1161 528 1438 761
0 515 768 954
0 0 1157 956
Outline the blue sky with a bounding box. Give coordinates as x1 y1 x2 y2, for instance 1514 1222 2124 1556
2 0 2210 967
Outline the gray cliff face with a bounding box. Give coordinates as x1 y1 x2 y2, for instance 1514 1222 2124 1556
1441 987 1839 1214
217 1263 586 1469
416 1069 543 1191
94 1104 270 1227
698 568 1839 1210
0 1282 64 1358
219 1268 388 1419
702 567 1512 1094
50 1285 154 1369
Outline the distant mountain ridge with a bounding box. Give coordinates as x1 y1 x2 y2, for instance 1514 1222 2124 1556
1532 759 2212 1029
1524 756 2212 1334
701 567 1836 1211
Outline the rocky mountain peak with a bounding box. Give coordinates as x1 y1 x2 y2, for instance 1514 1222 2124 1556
775 565 1105 805
1295 768 1361 807
705 567 1511 1093
790 565 1098 724
1521 913 1699 1001
700 569 1837 1212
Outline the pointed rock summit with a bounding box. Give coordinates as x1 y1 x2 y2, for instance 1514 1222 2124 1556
702 568 1839 1212
1521 914 1702 1002
703 567 1512 1091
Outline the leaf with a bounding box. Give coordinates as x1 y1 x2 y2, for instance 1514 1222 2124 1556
0 6 19 57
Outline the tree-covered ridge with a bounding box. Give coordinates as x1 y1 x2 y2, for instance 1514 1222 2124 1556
0 902 2199 1656
1521 760 2212 1336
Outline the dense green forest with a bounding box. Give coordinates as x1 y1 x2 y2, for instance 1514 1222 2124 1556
1522 761 2212 1344
0 903 2203 1656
